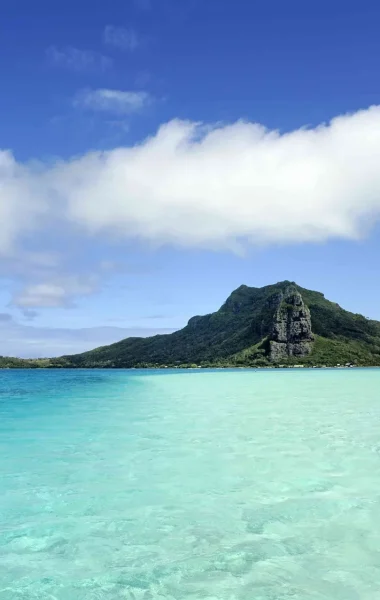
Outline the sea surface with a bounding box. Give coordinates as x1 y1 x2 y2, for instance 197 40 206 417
1 368 380 599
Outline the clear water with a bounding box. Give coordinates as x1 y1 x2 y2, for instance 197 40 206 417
1 368 380 599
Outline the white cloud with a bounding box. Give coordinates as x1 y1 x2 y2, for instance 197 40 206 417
75 88 151 114
13 277 98 308
14 283 68 307
103 26 140 51
2 106 380 257
0 150 48 255
51 106 380 249
46 46 112 72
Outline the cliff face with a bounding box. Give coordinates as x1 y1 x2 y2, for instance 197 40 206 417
269 288 314 361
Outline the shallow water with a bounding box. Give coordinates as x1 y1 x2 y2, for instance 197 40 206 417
1 368 380 599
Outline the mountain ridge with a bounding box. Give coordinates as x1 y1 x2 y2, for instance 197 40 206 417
1 280 380 368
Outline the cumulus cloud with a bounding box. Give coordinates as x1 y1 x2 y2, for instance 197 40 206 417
51 105 380 249
75 88 151 114
103 26 140 51
2 106 380 257
46 46 112 72
0 150 48 255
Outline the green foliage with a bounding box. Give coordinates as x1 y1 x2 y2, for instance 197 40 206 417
298 336 380 367
2 280 380 368
0 356 55 369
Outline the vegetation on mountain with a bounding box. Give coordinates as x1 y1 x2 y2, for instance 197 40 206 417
1 280 380 368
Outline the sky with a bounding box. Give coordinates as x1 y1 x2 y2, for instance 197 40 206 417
2 0 380 357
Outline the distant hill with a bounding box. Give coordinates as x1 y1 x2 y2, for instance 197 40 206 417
2 281 380 368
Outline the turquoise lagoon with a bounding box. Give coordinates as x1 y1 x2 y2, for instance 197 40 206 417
1 368 380 599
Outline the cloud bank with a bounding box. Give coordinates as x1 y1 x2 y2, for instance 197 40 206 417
0 317 176 358
2 105 380 258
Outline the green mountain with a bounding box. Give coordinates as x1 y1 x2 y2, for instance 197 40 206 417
2 280 380 368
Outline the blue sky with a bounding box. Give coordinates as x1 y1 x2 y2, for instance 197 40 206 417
1 0 380 357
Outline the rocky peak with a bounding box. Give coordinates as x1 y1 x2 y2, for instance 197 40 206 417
269 288 314 361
